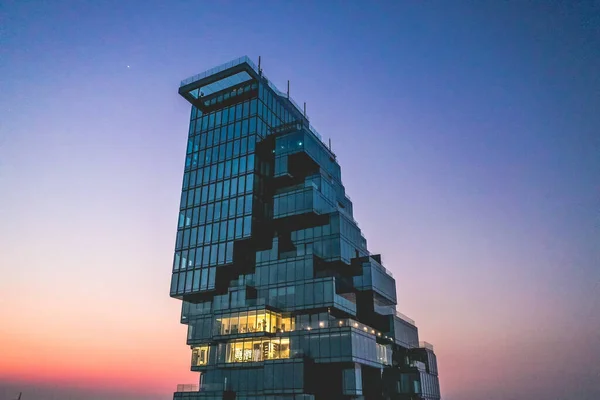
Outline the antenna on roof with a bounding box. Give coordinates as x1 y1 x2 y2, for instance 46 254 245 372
329 138 332 150
258 56 262 75
287 80 290 99
303 102 306 118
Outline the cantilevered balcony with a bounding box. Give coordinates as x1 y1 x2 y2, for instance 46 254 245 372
353 256 398 305
179 57 260 112
273 185 334 229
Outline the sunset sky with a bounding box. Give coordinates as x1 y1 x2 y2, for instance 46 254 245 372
1 1 599 399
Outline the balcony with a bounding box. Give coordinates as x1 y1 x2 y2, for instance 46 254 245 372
373 303 394 316
176 384 198 392
179 56 258 112
273 185 333 222
180 56 256 87
354 258 397 304
373 304 416 326
174 383 225 398
296 317 395 343
333 294 357 315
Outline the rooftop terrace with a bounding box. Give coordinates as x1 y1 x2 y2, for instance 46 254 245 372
180 56 324 143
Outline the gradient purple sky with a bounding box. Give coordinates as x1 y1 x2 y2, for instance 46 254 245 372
1 1 599 399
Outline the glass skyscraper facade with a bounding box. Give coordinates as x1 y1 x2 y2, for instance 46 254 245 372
171 56 441 400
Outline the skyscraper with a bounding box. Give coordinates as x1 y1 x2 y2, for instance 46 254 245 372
171 56 441 400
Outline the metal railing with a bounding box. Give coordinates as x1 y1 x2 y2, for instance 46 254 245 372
176 384 198 392
367 256 394 278
175 382 226 393
180 56 325 143
334 293 358 314
373 305 416 326
180 56 256 87
299 317 396 342
419 341 434 351
395 311 416 326
373 303 395 315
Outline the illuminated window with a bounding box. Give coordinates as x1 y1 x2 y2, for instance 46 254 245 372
192 345 210 366
225 337 291 363
215 310 294 335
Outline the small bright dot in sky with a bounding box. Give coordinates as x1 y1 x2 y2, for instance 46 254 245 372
127 65 130 68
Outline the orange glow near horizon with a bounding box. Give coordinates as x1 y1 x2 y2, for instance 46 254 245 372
0 331 195 392
0 292 197 396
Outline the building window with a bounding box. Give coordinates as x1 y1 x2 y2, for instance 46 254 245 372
223 337 290 363
191 345 210 366
214 309 294 335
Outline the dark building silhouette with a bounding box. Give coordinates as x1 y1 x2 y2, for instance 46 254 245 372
171 56 441 400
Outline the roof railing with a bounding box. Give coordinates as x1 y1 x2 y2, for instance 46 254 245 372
180 56 256 87
395 311 416 326
175 384 198 392
419 341 434 351
180 56 325 143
